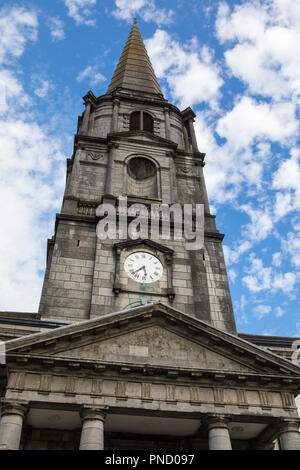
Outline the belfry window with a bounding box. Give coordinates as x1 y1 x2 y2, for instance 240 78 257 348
130 111 154 133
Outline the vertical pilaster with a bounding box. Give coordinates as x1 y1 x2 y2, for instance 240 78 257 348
165 252 175 302
164 107 171 140
278 419 300 450
105 142 119 197
0 402 28 450
112 99 120 132
198 163 210 214
183 125 190 151
81 102 92 134
168 152 178 204
79 407 107 450
207 415 232 450
188 118 199 152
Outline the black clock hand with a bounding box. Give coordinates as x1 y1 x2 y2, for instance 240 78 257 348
132 265 146 275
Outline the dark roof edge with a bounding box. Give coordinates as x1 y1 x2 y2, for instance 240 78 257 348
0 316 69 329
238 332 299 348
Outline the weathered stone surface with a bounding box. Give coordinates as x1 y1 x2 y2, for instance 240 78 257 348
52 325 255 372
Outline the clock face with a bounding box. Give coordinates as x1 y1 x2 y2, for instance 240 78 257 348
124 252 163 284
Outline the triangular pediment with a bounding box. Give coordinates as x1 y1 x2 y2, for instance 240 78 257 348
47 325 260 374
4 303 300 380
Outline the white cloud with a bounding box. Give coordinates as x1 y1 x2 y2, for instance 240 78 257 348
33 77 54 99
254 305 272 320
216 0 300 101
275 306 285 318
243 256 272 292
272 252 282 267
195 110 276 207
48 17 65 41
0 7 38 64
243 256 297 294
223 240 253 265
292 217 300 231
240 204 273 242
0 69 30 114
228 268 237 283
272 272 297 293
282 232 300 268
0 120 65 311
216 97 298 152
112 0 174 26
234 294 249 325
146 30 223 108
64 0 96 26
77 65 106 87
205 0 300 218
0 5 66 311
272 148 300 218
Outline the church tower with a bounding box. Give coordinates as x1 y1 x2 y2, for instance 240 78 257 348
1 22 300 452
38 21 236 333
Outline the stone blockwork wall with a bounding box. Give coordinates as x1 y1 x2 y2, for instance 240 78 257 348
89 233 234 332
92 102 114 138
89 237 197 318
39 220 96 322
170 111 185 149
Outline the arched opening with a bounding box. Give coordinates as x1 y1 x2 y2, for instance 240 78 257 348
129 111 154 133
130 111 140 131
127 157 158 198
143 112 154 133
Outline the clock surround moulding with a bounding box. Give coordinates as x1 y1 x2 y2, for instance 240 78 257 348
113 239 175 302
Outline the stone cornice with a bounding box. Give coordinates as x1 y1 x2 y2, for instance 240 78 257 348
5 352 300 394
107 131 178 150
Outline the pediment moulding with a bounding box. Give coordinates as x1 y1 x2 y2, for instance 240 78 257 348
4 303 300 391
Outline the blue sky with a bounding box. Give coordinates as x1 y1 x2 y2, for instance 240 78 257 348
0 0 299 337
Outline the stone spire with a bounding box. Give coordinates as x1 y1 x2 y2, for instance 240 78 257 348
107 20 163 96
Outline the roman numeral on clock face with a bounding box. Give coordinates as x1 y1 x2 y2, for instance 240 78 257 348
124 252 164 284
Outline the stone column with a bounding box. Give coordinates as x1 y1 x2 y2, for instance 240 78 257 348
207 416 232 450
81 102 92 134
188 118 199 152
112 99 120 132
164 107 171 140
79 407 107 450
105 142 119 198
278 419 300 450
0 402 28 450
140 111 143 131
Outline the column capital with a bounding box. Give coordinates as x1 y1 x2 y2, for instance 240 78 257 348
80 406 108 423
278 418 300 434
206 414 231 430
1 401 28 419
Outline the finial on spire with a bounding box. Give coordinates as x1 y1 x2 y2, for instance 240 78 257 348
133 17 137 24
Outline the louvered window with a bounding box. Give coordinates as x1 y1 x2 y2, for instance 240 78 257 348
130 111 154 133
